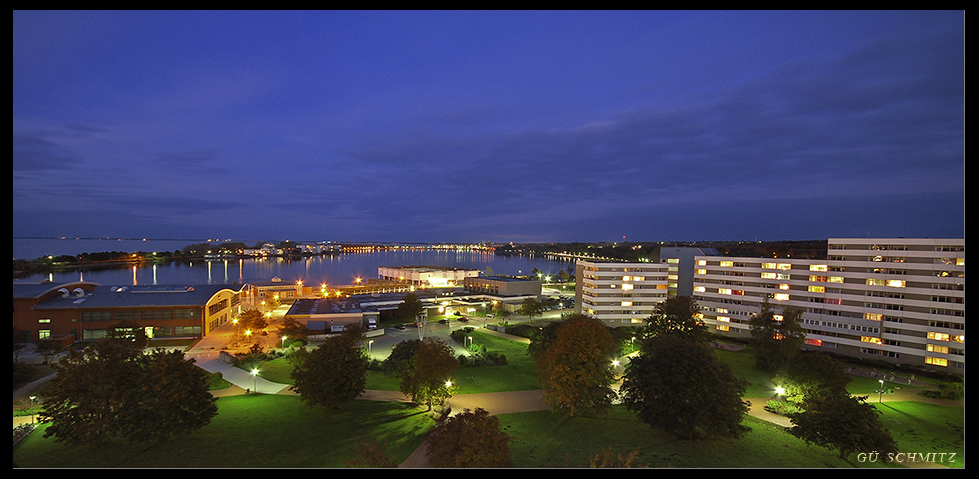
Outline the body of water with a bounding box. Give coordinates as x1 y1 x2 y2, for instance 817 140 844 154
14 239 573 288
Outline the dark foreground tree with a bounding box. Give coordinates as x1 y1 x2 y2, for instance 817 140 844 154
41 339 216 446
290 326 368 409
621 334 750 440
642 295 711 345
535 315 618 417
526 320 563 359
425 408 512 468
748 298 806 373
346 438 400 468
117 349 219 443
788 393 899 460
399 338 458 410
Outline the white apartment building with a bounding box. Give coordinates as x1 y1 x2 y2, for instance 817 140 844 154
694 238 965 372
574 260 670 327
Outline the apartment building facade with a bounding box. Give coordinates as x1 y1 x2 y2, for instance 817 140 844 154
693 238 965 372
574 260 670 327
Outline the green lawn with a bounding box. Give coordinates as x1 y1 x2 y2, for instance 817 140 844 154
16 332 964 468
13 394 434 468
499 406 863 468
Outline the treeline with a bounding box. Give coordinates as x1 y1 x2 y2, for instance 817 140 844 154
496 239 827 261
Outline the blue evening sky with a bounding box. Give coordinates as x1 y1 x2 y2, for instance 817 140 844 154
12 10 964 244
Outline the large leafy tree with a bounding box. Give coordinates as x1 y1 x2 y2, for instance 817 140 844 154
642 295 711 344
398 338 459 411
117 349 219 443
621 334 750 440
535 314 618 417
425 408 512 468
526 320 563 359
774 351 851 404
788 393 899 459
749 299 807 373
290 327 368 409
40 339 217 446
517 297 545 320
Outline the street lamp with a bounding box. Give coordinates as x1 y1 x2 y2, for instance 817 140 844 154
29 396 36 424
281 335 287 348
878 379 885 403
368 340 374 355
251 368 260 393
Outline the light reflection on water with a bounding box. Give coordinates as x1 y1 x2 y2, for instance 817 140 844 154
17 250 574 287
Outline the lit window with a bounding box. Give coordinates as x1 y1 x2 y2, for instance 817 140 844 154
864 313 883 321
861 336 882 345
925 357 948 367
774 293 790 301
717 316 730 322
621 301 633 307
761 272 777 279
828 276 844 283
716 324 730 332
927 344 949 354
762 262 776 269
927 332 950 341
777 263 791 270
697 269 707 275
621 283 634 290
886 280 906 288
694 286 706 293
719 288 732 295
779 284 790 290
805 338 823 347
720 261 734 267
809 286 825 293
697 260 707 266
810 265 828 272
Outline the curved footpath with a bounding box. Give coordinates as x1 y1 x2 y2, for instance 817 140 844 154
14 329 961 468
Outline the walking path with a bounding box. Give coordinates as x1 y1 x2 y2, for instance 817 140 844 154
14 328 962 468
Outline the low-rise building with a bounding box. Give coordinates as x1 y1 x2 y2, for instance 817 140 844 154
13 281 245 343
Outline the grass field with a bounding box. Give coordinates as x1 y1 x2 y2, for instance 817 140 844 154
13 330 964 468
13 395 433 468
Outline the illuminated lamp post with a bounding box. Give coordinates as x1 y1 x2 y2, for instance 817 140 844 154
251 368 260 394
878 379 885 403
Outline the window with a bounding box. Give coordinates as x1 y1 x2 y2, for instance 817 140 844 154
38 330 51 340
927 344 950 354
864 313 883 321
861 336 882 345
810 265 828 272
774 293 790 301
925 357 948 367
720 261 734 267
808 286 825 293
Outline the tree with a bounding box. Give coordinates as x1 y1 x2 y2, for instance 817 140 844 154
398 338 459 410
788 393 899 459
395 292 424 323
277 316 310 346
237 309 268 334
774 351 852 404
40 339 217 446
116 349 219 443
517 297 545 320
425 408 512 468
642 295 710 344
346 438 400 468
527 320 563 359
621 334 750 440
749 299 807 373
290 327 368 409
535 315 618 417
